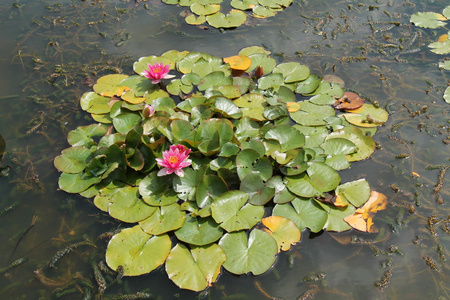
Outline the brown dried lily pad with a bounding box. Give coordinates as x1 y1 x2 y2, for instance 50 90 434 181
333 92 365 111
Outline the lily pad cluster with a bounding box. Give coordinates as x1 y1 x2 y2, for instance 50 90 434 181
164 0 292 28
410 5 450 103
54 47 389 291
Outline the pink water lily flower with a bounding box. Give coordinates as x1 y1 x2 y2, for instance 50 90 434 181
142 62 175 84
156 144 192 177
142 104 155 118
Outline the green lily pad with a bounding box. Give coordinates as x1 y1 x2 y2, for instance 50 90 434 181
213 97 243 119
429 40 450 54
262 216 301 252
327 127 375 162
190 3 221 15
206 10 247 28
109 187 157 223
106 225 171 276
258 73 284 90
174 215 224 246
196 175 228 208
444 86 450 103
93 74 130 97
67 124 108 147
197 71 233 91
266 176 296 204
186 14 207 25
286 162 341 197
196 118 234 155
317 201 355 232
295 74 321 94
80 92 111 114
343 104 389 127
234 93 266 121
173 167 206 201
264 125 305 152
410 12 447 29
219 229 278 275
133 55 175 76
139 171 179 206
166 243 226 292
240 172 275 205
54 147 93 173
245 53 276 73
273 197 327 232
236 149 273 181
211 190 265 232
139 203 186 235
58 172 101 193
112 112 142 134
273 62 310 83
335 179 371 208
230 0 258 10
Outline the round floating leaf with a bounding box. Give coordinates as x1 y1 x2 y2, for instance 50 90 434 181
234 93 266 121
206 10 247 28
231 0 258 10
120 75 154 97
245 53 276 74
139 172 179 206
219 229 278 275
186 14 207 25
240 173 275 205
290 101 336 126
444 86 450 103
173 168 204 201
54 147 93 173
139 203 186 235
121 90 146 104
273 197 327 232
318 201 355 232
286 162 341 197
93 74 130 97
166 243 226 292
109 187 157 223
133 55 175 76
266 176 296 204
190 3 221 15
258 73 284 90
321 138 357 156
58 172 102 193
327 127 375 162
217 85 242 99
196 175 228 208
80 92 110 114
335 179 371 208
197 71 233 91
223 55 252 71
112 112 142 134
174 215 224 246
68 124 108 147
410 12 447 29
236 149 272 181
239 46 271 57
106 225 171 276
211 190 265 232
428 40 450 54
252 5 277 18
213 97 243 119
262 216 301 252
264 125 305 152
343 104 388 127
296 74 321 94
273 62 310 83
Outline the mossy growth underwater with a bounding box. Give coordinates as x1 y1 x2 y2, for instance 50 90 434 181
54 46 389 292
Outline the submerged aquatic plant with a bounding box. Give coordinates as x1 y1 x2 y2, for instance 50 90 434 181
141 62 175 84
156 144 192 177
54 47 389 292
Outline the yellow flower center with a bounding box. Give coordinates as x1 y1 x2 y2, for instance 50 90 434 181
153 67 162 73
168 156 179 164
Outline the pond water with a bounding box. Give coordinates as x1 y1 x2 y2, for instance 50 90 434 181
0 0 449 299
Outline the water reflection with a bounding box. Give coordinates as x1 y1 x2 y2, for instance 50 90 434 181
0 0 448 299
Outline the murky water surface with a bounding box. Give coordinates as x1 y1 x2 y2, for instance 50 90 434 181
0 0 448 299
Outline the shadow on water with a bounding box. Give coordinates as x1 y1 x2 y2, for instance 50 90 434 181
0 0 448 299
